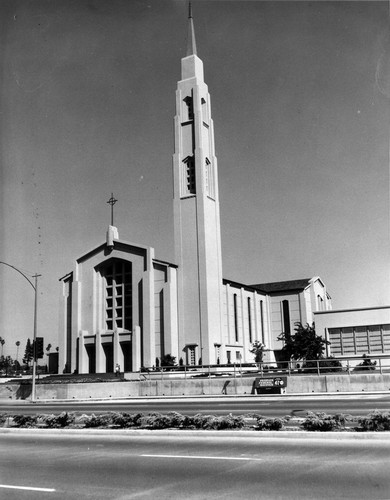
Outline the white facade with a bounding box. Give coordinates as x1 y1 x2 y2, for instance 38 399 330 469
58 12 334 374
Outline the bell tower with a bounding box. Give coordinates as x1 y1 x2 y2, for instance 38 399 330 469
173 5 224 364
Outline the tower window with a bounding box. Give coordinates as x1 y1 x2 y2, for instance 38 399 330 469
99 260 132 331
205 157 215 199
183 96 194 121
183 156 196 194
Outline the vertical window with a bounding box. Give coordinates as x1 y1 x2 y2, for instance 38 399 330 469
205 157 214 198
233 294 239 342
187 346 196 366
102 260 132 331
236 351 241 361
226 350 231 364
215 345 221 363
183 96 194 121
183 156 196 194
282 300 290 334
247 297 252 343
259 300 264 344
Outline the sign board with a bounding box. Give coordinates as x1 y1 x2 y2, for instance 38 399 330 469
255 376 288 389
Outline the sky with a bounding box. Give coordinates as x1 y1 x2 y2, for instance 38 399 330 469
0 0 389 360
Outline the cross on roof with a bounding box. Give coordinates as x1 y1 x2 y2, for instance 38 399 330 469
106 193 118 226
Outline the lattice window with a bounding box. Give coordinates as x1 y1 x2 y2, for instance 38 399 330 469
101 260 132 331
183 156 196 194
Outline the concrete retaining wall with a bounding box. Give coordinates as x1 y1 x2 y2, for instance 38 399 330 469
1 373 390 400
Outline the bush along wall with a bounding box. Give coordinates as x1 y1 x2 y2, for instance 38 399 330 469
1 411 390 432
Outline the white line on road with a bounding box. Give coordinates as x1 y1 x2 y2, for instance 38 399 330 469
141 454 263 461
0 484 56 492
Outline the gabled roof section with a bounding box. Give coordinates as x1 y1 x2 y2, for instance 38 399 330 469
251 278 312 294
223 278 267 295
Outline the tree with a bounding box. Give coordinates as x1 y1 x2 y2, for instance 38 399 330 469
161 354 176 367
0 337 5 357
0 355 13 376
278 322 329 362
249 341 266 364
23 338 33 367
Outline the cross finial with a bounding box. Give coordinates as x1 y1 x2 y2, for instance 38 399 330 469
106 193 118 226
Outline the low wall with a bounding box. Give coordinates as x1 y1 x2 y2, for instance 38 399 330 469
1 373 390 400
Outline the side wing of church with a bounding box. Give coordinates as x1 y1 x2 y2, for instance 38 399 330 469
58 9 332 375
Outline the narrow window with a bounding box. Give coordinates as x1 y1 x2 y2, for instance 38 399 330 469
183 96 194 121
187 346 196 366
226 350 231 364
282 300 290 334
259 300 264 344
233 294 239 342
183 156 196 194
247 297 252 343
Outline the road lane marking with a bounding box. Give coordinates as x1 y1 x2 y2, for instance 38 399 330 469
0 484 56 492
141 454 263 461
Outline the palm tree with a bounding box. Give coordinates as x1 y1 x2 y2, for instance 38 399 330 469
15 341 20 363
0 337 5 357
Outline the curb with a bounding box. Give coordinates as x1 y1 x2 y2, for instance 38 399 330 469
7 390 390 404
1 427 390 440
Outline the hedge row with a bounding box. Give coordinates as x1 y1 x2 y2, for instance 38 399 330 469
1 410 390 431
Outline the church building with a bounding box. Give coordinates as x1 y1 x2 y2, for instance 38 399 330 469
58 9 332 375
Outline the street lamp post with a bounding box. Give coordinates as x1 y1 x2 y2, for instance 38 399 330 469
31 273 39 403
0 261 41 402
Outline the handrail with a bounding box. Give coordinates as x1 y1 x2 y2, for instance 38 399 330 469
140 354 390 379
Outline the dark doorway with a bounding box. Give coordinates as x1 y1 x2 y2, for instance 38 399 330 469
85 344 96 374
121 341 132 372
103 343 114 373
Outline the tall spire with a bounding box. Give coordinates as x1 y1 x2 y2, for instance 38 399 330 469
186 2 197 56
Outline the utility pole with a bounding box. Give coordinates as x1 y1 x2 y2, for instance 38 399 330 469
31 273 41 403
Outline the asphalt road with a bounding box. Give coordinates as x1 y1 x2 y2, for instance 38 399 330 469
1 431 390 499
1 394 390 417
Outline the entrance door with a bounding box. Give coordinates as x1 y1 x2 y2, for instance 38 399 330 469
85 344 96 374
103 343 114 373
121 342 132 372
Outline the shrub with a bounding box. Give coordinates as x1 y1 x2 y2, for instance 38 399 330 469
83 413 113 428
110 412 143 428
255 416 284 431
191 413 244 430
301 412 343 432
139 412 173 429
12 414 38 428
0 413 8 426
353 355 376 371
356 411 390 431
41 412 75 428
166 411 187 428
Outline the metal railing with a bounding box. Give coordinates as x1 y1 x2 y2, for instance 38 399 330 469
138 354 390 381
